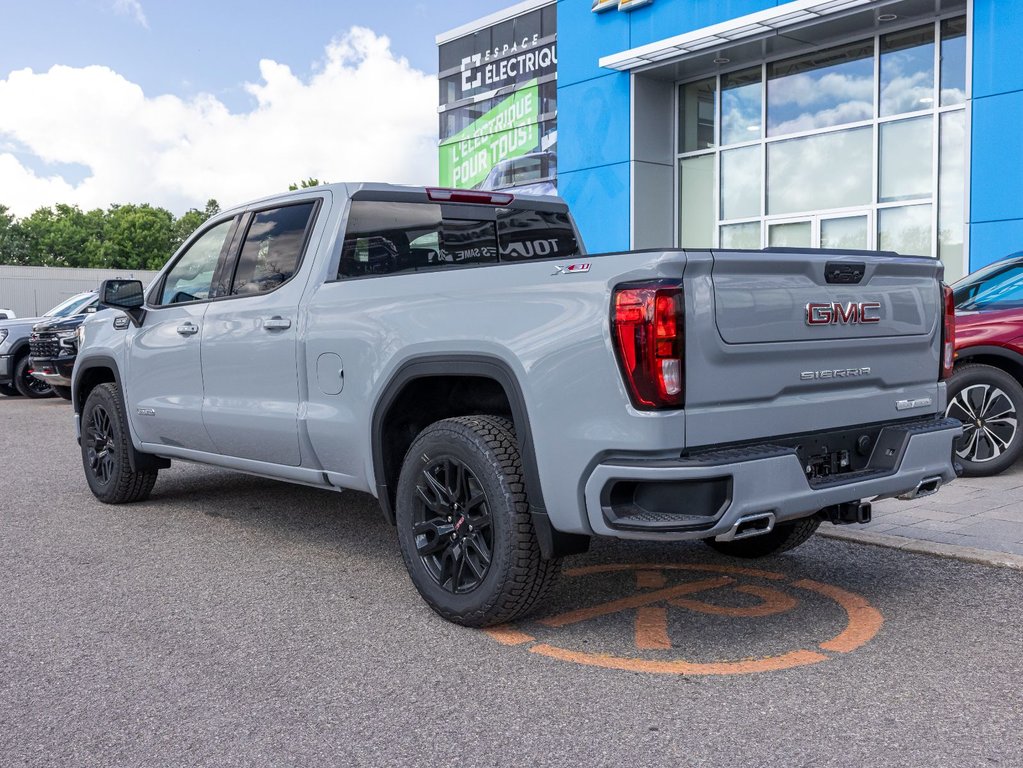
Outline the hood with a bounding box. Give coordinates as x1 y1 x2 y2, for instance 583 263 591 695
32 314 88 333
0 316 42 334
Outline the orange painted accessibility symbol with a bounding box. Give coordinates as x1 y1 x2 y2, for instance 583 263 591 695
485 563 883 676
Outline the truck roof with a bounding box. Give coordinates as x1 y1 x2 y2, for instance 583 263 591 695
218 182 567 218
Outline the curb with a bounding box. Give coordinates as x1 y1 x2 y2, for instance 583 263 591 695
818 527 1023 570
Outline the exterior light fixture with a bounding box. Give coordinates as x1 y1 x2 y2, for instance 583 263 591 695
713 56 730 64
877 13 898 21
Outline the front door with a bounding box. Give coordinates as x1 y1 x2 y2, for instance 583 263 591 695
200 200 321 467
126 217 238 453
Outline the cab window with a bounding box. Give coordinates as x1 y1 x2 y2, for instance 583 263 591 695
230 203 316 295
159 219 235 305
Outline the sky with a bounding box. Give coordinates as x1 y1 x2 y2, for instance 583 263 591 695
0 0 514 217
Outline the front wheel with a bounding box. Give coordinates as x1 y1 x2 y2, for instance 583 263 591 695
13 355 53 398
945 363 1023 477
395 415 560 627
704 517 820 558
81 383 158 503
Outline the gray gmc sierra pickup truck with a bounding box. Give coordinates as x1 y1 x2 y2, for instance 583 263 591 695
72 183 961 626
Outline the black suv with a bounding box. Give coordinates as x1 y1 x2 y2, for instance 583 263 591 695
29 305 97 400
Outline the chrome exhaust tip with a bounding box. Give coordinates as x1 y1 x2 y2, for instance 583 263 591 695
897 475 943 501
715 512 776 542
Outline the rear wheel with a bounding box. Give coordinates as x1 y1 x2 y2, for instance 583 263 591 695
52 385 73 401
81 383 158 503
704 517 820 558
0 383 19 397
395 415 560 627
13 355 53 398
945 363 1023 477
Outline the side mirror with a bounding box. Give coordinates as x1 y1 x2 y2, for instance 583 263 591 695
99 279 146 326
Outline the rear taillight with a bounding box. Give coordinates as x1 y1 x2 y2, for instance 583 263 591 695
940 282 955 380
612 282 684 409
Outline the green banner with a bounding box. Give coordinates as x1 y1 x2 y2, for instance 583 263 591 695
439 80 540 189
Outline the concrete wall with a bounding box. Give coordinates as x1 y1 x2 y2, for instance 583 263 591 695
0 266 158 319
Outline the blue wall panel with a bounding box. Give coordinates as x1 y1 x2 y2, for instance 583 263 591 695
557 0 630 87
971 0 1023 99
557 73 631 174
970 220 1023 269
628 0 778 49
969 3 1023 270
559 163 631 254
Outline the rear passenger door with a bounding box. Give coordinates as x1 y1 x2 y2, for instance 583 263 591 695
200 199 321 466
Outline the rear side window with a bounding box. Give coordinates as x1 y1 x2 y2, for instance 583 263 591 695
337 201 579 278
338 202 498 278
231 202 316 295
497 209 580 261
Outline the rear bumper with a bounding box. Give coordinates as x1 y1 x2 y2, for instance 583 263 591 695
583 416 962 541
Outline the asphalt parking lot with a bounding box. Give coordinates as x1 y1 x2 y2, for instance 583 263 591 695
2 398 1022 767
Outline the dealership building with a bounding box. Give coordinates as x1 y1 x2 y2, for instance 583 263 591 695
439 0 1016 280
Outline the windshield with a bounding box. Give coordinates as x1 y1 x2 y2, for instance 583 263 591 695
43 292 96 318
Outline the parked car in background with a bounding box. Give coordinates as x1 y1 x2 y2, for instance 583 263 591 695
948 252 1023 475
477 151 557 197
29 306 98 400
0 309 15 320
0 292 97 399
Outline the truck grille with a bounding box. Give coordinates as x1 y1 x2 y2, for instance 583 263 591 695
29 334 61 358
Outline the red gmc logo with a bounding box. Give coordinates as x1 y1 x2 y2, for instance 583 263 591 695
806 301 881 325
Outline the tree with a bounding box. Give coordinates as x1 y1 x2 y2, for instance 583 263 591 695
96 204 175 270
288 178 326 191
172 198 221 251
0 205 30 265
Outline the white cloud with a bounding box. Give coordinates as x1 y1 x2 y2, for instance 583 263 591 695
112 0 148 29
0 27 438 217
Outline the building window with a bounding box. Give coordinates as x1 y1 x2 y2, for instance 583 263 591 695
675 13 968 271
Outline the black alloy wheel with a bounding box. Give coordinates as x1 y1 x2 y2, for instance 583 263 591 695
14 355 53 398
85 403 118 486
945 363 1023 476
395 415 561 627
413 456 494 594
80 383 158 503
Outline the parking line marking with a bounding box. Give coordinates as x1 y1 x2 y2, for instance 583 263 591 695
792 578 884 653
636 570 667 589
485 627 536 646
538 577 734 628
635 606 672 650
670 584 797 619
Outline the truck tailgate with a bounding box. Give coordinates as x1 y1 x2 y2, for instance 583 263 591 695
684 249 944 448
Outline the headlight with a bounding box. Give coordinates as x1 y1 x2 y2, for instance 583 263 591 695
56 329 78 353
76 324 86 347
0 328 7 344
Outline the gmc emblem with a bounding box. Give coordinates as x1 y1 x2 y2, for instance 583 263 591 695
805 301 881 325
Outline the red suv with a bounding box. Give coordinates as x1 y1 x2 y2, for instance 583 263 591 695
948 253 1023 476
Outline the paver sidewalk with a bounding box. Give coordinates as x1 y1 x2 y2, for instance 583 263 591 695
821 460 1023 565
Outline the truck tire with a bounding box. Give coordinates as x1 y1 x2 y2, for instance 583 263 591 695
945 363 1023 477
52 385 73 401
81 383 158 504
704 516 820 558
0 383 19 397
13 355 54 398
395 415 560 627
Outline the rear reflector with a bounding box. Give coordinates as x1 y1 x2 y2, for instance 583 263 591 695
612 282 684 409
425 187 513 206
940 283 955 380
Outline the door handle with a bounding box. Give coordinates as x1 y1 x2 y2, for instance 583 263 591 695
262 316 292 330
176 322 199 336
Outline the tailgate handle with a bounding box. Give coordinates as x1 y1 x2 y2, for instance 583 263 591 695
825 262 865 284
